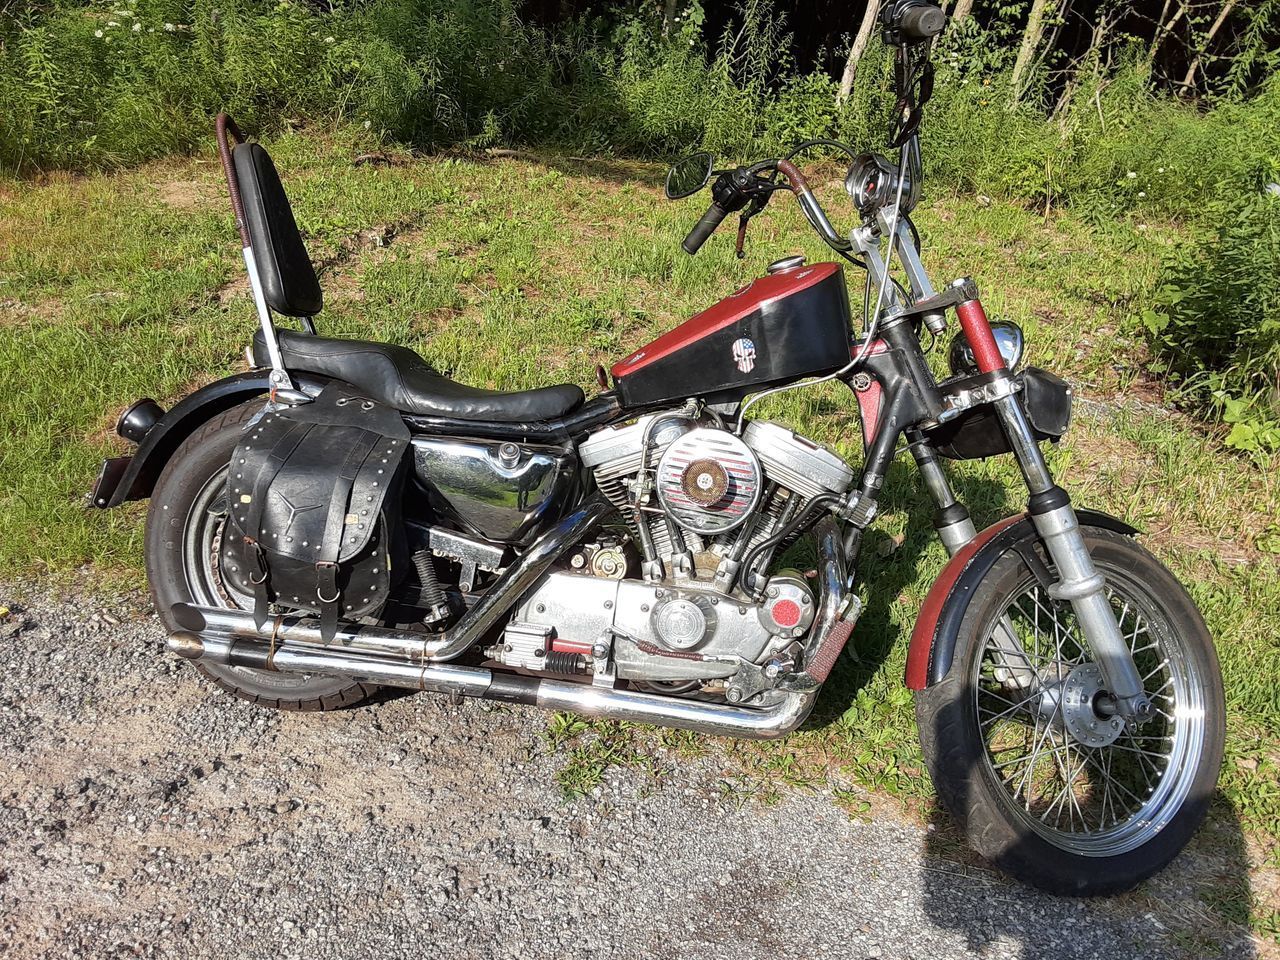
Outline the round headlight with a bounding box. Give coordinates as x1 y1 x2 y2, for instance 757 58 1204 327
949 321 1025 376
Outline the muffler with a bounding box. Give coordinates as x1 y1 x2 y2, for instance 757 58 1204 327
166 515 851 739
166 630 816 739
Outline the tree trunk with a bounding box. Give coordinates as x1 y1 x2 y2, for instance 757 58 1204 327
1010 0 1054 105
662 0 677 37
1180 0 1240 92
1146 0 1190 74
948 0 976 30
838 1 882 104
1053 8 1111 120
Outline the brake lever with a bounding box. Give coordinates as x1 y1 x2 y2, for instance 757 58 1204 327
737 197 762 261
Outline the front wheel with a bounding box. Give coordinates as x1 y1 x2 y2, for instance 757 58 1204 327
915 527 1225 895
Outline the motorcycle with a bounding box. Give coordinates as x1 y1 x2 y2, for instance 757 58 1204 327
92 0 1223 896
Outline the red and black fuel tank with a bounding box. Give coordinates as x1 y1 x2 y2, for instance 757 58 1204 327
611 262 852 407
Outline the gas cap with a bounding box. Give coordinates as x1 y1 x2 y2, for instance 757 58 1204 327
766 255 806 274
497 442 521 469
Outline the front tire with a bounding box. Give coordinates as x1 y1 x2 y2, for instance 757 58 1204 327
145 401 376 711
916 527 1225 895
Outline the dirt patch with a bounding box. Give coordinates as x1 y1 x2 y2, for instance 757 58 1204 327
0 296 63 326
214 274 250 307
156 179 215 211
313 217 431 273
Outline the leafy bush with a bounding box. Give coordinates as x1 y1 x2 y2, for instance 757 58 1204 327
921 30 1280 221
0 0 621 168
1141 191 1280 455
2 0 1277 231
0 1 951 172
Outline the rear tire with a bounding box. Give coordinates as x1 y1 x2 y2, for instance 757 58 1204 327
916 528 1225 895
145 401 376 712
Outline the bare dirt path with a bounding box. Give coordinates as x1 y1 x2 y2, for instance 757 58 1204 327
0 588 1262 960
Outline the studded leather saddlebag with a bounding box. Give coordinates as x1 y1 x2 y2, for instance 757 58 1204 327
219 385 410 641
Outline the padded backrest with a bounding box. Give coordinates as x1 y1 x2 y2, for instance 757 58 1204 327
233 142 323 317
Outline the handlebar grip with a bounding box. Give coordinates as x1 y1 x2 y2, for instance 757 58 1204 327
682 202 729 255
900 3 946 41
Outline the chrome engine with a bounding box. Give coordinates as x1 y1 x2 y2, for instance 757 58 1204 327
489 411 854 692
580 412 854 584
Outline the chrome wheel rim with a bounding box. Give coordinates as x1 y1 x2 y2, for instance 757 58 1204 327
180 464 353 697
972 565 1207 857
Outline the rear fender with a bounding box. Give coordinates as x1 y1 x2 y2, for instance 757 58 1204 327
92 370 328 508
905 510 1139 689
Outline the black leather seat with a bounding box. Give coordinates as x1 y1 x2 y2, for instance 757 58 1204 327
253 330 585 422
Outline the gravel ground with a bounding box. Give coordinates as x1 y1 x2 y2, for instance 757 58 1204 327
0 586 1263 960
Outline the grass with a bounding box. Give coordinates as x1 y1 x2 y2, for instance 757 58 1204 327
2 128 1278 945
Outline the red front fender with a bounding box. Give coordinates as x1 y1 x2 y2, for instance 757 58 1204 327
905 509 1140 689
905 513 1026 690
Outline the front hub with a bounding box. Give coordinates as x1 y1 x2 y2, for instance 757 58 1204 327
1061 663 1126 748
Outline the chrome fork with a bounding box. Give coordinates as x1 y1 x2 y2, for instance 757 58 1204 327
992 394 1153 720
912 439 1037 690
883 215 1149 718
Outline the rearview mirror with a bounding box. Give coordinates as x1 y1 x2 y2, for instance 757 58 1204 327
665 152 714 200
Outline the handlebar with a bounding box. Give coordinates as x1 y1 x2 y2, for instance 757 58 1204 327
898 3 946 42
680 159 850 256
682 202 730 255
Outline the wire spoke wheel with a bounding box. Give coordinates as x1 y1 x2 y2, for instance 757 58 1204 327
184 463 252 612
916 527 1224 894
974 569 1206 857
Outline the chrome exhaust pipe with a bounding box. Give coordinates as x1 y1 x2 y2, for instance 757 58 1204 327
166 510 851 740
166 631 492 697
165 630 816 739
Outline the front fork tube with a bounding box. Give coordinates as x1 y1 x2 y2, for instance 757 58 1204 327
991 395 1153 720
911 436 1035 688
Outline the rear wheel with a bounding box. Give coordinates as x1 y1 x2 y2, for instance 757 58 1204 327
916 528 1225 895
145 401 376 711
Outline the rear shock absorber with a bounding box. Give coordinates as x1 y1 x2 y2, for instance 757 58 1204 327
411 550 451 625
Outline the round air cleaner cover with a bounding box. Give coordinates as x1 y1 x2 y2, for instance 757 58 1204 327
655 428 762 534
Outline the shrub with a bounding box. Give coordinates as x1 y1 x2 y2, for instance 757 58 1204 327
0 0 617 169
1141 191 1280 455
2 0 1276 231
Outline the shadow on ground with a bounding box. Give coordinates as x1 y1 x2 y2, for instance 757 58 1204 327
920 775 1258 958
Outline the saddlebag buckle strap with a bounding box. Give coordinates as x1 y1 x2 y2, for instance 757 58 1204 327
244 535 272 628
245 537 269 584
314 429 381 642
315 561 341 604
